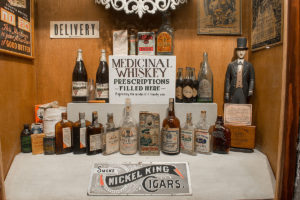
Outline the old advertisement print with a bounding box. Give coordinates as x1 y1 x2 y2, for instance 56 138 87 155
88 162 192 195
251 0 282 50
197 0 241 35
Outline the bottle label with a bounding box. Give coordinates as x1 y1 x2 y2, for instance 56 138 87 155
162 128 179 153
96 83 109 99
176 86 183 100
89 134 101 151
193 88 198 98
80 127 86 148
183 86 193 98
199 79 212 98
21 136 31 152
181 129 194 154
157 32 172 53
72 81 88 97
105 130 119 155
195 129 210 153
62 127 71 148
120 128 137 154
212 130 226 140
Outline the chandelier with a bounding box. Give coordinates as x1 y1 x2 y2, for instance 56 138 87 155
95 0 187 18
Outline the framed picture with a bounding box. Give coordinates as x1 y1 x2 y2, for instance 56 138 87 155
251 0 283 51
197 0 242 35
0 0 34 59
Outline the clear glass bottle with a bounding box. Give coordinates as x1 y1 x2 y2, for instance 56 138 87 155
72 49 88 102
162 98 181 155
103 113 119 155
96 49 109 102
195 111 211 153
120 98 137 155
183 67 193 103
176 68 183 103
212 115 231 154
72 112 91 154
21 124 32 153
55 112 73 154
198 52 213 102
87 111 103 155
181 113 195 155
156 11 174 55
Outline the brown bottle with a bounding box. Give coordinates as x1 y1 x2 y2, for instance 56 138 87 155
87 111 104 155
212 115 231 154
72 112 91 154
55 113 73 154
162 98 181 155
95 49 109 102
183 67 193 103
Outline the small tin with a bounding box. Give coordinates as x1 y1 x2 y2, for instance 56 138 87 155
43 136 56 155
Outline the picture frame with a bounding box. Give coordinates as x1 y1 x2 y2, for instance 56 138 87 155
251 0 283 51
197 0 242 35
0 0 34 59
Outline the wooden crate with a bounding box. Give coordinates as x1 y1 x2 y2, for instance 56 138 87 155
226 125 256 149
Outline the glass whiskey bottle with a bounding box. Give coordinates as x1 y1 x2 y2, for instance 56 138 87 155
72 49 88 102
55 112 73 154
181 113 195 155
176 68 183 103
183 67 194 103
120 98 138 155
72 112 91 154
191 67 198 102
103 113 120 155
21 124 32 153
195 111 211 153
87 111 103 155
96 49 109 102
198 52 213 102
162 98 181 155
212 115 231 154
156 11 174 55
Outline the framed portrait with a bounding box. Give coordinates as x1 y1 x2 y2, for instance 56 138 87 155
0 0 34 59
197 0 242 35
251 0 283 51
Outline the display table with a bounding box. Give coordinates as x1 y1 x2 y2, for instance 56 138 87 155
5 150 275 200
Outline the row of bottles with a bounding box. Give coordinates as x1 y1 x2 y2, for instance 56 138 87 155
176 52 213 103
72 49 109 103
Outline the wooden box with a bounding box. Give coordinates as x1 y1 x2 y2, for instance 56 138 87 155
226 125 256 149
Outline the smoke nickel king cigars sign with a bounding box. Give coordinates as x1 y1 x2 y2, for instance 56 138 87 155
109 55 176 104
88 162 192 196
50 21 99 38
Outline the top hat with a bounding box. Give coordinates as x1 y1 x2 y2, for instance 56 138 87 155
236 37 248 50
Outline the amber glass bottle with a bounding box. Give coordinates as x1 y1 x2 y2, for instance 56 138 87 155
87 111 103 155
175 68 183 103
212 115 231 154
162 98 181 155
55 112 73 154
72 112 91 154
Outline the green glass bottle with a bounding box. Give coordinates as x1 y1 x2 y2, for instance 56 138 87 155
21 124 32 153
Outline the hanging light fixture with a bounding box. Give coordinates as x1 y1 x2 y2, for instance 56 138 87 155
95 0 187 18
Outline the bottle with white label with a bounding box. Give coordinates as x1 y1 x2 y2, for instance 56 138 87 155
198 52 213 102
195 111 211 153
103 113 119 155
72 112 91 154
96 49 109 103
181 113 195 155
55 112 73 154
120 98 137 155
162 98 181 155
72 49 88 102
87 111 103 155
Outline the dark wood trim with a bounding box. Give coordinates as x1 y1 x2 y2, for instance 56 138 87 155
281 0 300 199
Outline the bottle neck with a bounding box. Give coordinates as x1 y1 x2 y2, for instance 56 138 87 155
177 70 183 80
77 52 83 62
101 52 106 62
92 114 99 127
162 13 171 26
125 105 131 118
168 101 175 116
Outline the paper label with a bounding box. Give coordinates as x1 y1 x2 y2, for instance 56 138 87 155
183 86 193 98
199 79 212 98
162 128 179 153
120 127 137 154
181 129 194 154
157 32 172 53
137 32 155 55
96 83 109 98
105 130 119 155
195 129 210 153
80 127 86 148
72 81 88 97
62 127 71 148
90 134 101 151
176 86 183 100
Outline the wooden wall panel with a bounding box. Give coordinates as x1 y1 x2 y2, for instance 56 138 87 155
0 54 36 178
0 141 5 200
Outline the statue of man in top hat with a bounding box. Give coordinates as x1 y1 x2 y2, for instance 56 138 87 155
225 37 255 104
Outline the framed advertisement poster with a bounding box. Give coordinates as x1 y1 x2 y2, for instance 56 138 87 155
0 0 34 59
251 0 283 51
197 0 242 35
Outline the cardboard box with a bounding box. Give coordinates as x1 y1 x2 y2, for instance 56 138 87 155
227 125 256 149
31 133 45 155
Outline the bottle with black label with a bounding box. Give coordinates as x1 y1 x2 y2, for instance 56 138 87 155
72 112 91 154
96 49 109 103
87 111 103 155
21 124 32 153
55 112 73 154
191 67 198 102
162 98 181 155
72 49 88 102
176 68 183 103
212 115 231 154
198 52 213 102
183 67 193 103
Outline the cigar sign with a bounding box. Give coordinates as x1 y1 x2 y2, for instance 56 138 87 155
109 55 176 104
88 162 192 196
50 21 99 38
